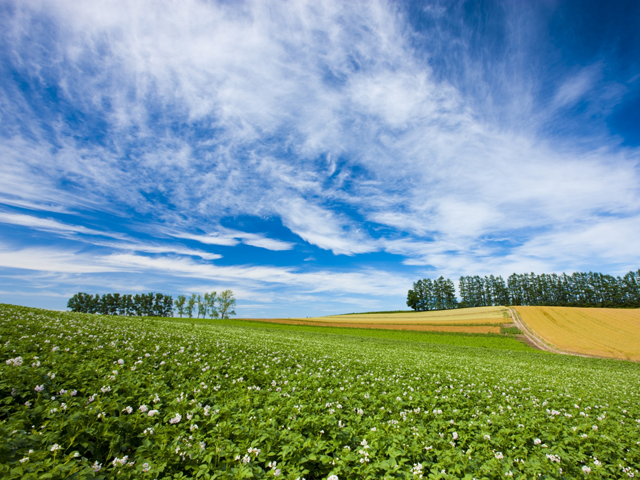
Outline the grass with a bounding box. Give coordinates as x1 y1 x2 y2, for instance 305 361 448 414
169 316 535 351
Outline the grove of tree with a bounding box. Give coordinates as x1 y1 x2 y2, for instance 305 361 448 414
408 269 640 311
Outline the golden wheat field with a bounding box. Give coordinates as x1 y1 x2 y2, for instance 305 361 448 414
294 305 509 324
515 306 640 361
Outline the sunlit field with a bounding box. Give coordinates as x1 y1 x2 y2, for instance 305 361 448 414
235 306 510 334
298 306 509 324
2 304 639 479
516 306 640 361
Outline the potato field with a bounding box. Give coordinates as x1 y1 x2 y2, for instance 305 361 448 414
1 304 640 479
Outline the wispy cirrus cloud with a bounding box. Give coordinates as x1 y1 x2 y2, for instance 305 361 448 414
0 0 639 315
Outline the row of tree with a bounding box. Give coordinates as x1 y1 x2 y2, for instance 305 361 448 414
67 292 175 316
408 269 640 310
67 290 236 318
406 277 458 311
173 291 236 319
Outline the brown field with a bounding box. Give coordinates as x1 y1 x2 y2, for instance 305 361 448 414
244 317 501 334
290 305 509 325
515 306 640 361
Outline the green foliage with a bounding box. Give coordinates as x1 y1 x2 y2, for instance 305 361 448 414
175 295 187 318
187 294 197 319
67 292 174 317
407 278 458 311
500 326 521 335
1 304 639 479
204 292 219 320
204 319 534 352
217 290 236 319
411 269 640 311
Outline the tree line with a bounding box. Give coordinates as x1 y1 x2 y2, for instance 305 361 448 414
67 290 236 319
408 269 640 311
406 277 458 311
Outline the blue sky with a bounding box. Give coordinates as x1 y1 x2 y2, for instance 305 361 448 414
1 0 639 317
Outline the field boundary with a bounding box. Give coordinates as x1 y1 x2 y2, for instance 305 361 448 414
227 317 502 334
508 307 600 359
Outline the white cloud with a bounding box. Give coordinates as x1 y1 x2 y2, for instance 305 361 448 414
0 211 110 237
0 243 412 298
170 228 294 251
553 67 599 109
277 198 377 255
1 0 639 313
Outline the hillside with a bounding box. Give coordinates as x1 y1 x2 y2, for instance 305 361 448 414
1 304 639 479
240 306 511 334
514 306 640 361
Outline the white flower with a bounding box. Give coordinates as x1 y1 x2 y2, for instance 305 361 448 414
50 444 61 452
112 456 129 467
6 356 23 366
169 413 182 424
35 385 44 392
123 406 133 414
452 432 458 440
327 476 339 480
534 438 542 445
142 462 151 472
484 434 491 440
92 461 102 472
583 466 591 474
592 425 598 430
495 452 503 460
139 405 149 413
19 457 29 463
118 359 124 365
243 454 251 463
100 386 111 393
148 409 159 417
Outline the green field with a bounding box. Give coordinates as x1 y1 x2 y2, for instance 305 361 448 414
1 304 639 479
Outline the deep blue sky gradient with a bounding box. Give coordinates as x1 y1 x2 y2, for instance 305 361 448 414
1 0 639 316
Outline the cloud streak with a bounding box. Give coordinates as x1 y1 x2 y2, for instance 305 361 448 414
0 0 639 315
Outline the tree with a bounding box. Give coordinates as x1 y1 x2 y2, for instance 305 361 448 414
67 293 82 312
175 295 186 318
217 290 236 319
162 294 174 317
197 294 207 318
186 294 197 319
205 292 218 319
406 287 420 311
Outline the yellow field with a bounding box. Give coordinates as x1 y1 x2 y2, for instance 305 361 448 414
515 306 640 361
292 306 509 325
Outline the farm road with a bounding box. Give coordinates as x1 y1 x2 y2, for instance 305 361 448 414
508 307 594 358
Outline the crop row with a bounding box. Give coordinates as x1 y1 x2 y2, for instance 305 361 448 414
1 305 639 479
